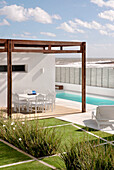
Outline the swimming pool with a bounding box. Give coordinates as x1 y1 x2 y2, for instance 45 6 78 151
56 92 114 105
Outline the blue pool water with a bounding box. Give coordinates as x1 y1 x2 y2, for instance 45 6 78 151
56 92 114 105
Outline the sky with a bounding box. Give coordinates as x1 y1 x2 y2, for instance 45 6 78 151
0 0 114 58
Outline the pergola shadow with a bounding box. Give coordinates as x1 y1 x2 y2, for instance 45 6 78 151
0 105 81 120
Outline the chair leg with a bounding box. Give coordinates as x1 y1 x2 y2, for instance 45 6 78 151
22 106 24 111
54 101 55 109
44 105 46 112
98 124 100 129
30 106 32 112
35 106 37 113
37 106 39 112
27 105 29 112
51 104 53 112
14 105 16 112
18 105 20 113
42 105 44 113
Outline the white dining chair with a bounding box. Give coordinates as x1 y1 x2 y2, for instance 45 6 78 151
30 94 45 113
13 93 28 112
45 93 55 112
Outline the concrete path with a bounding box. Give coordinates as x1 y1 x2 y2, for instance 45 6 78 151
56 111 114 134
56 99 114 134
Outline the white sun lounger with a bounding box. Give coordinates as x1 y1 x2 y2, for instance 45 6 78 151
92 105 114 129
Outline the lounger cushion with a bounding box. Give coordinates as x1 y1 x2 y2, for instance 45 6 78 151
96 105 114 120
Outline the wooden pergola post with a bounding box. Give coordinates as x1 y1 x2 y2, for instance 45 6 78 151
7 39 12 118
82 42 86 112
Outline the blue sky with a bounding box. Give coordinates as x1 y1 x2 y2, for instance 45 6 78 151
0 0 114 58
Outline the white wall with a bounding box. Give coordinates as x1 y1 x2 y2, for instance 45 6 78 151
0 53 55 107
56 82 114 98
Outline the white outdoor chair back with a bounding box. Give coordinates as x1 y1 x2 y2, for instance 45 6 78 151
46 93 54 102
30 94 45 113
92 105 114 129
13 93 28 113
96 105 114 120
36 94 45 103
45 93 55 112
13 93 19 104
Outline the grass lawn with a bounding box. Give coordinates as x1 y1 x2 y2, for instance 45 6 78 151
75 123 114 142
28 117 69 127
3 161 51 170
54 125 98 148
0 118 113 169
28 118 114 143
0 142 30 166
42 156 65 169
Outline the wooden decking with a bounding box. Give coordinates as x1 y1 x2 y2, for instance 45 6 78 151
0 105 80 120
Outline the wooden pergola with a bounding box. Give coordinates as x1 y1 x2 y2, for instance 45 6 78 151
0 39 86 118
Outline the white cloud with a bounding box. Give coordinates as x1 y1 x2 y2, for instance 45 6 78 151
75 19 104 30
74 18 114 37
91 0 104 7
68 20 85 33
68 20 77 28
52 14 61 20
99 29 114 37
0 19 10 26
28 7 52 24
91 0 114 9
75 19 92 29
57 17 114 38
57 21 85 34
76 29 85 33
91 21 104 29
0 5 61 24
57 19 105 34
106 23 114 30
40 32 56 37
23 32 31 35
0 5 28 22
98 10 114 21
13 32 37 39
99 30 108 35
57 22 75 33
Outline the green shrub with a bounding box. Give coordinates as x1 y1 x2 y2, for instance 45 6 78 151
0 118 62 158
61 141 114 170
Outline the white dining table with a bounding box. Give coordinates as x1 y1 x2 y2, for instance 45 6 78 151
18 93 46 112
18 93 38 112
19 93 39 100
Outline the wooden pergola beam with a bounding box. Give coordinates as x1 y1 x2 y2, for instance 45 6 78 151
0 39 86 117
12 49 82 53
12 39 83 46
0 39 7 43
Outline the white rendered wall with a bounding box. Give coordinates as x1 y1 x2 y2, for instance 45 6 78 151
56 82 114 98
0 53 55 107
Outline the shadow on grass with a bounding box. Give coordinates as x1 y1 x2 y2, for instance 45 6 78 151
75 127 99 132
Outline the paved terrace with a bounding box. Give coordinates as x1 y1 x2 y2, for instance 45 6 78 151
0 103 80 120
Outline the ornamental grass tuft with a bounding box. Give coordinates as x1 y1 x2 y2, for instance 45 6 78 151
61 141 114 170
0 117 62 158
